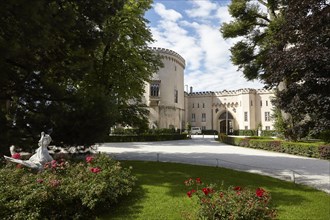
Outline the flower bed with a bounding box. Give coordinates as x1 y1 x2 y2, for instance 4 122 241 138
184 178 277 220
0 154 136 219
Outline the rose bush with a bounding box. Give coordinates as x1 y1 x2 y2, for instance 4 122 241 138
184 178 277 220
0 154 136 219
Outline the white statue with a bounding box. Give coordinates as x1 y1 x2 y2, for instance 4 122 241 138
4 132 53 170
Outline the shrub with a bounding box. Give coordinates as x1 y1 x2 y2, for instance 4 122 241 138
184 178 277 220
0 154 136 219
319 146 330 160
238 129 256 136
104 134 187 142
202 130 218 135
261 130 277 137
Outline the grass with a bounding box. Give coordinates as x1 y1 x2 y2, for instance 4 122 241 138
98 161 330 220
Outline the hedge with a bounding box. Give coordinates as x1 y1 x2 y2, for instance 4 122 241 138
104 134 188 142
219 136 330 160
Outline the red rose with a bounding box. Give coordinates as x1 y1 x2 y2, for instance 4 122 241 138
256 188 266 197
12 153 21 159
233 186 241 191
202 187 213 195
90 167 101 173
86 156 94 163
196 177 202 184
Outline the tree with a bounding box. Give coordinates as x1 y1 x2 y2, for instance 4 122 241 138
221 0 329 141
0 0 160 152
265 0 330 140
220 0 284 81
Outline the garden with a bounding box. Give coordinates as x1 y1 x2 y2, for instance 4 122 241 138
1 154 329 219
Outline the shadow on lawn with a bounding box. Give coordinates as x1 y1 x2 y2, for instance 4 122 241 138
97 183 146 220
98 161 329 219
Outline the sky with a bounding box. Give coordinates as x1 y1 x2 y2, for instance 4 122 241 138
145 0 265 92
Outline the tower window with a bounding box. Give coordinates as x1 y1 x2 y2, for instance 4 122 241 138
174 89 178 103
150 83 160 97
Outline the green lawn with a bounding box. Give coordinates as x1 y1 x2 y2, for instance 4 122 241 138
98 161 330 220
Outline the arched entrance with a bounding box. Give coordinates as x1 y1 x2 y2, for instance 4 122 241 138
219 111 234 134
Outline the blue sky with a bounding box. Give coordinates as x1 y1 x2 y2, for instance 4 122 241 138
145 0 264 92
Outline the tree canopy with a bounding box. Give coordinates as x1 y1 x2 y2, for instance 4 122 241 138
0 0 160 151
220 0 284 81
221 0 330 140
266 0 330 139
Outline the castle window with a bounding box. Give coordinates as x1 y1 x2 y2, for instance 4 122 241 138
260 101 262 106
150 82 160 97
265 112 271 121
198 103 200 108
174 89 178 103
265 126 270 130
244 112 248 122
191 113 196 122
193 103 194 108
266 100 268 106
251 100 253 106
202 113 206 122
203 103 205 108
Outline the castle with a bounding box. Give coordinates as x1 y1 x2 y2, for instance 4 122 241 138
143 48 275 133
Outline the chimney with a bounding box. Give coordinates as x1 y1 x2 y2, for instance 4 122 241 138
190 86 193 94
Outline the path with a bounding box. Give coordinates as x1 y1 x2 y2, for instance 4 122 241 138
97 135 330 193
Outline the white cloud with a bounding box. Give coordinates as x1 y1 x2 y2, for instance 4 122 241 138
147 1 265 92
154 3 182 21
185 0 217 18
216 6 233 23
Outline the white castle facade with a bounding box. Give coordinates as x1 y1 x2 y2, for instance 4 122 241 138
143 48 275 133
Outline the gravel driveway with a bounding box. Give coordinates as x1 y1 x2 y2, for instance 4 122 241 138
97 135 330 193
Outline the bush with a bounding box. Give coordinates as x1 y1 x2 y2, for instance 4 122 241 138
202 130 218 135
319 146 330 160
184 178 277 220
237 130 256 136
104 134 187 142
220 137 328 160
0 154 136 219
261 130 277 137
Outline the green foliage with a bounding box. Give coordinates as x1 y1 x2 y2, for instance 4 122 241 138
102 161 330 220
237 129 256 136
265 0 330 139
184 178 277 220
105 134 187 142
220 0 282 81
318 146 330 160
0 0 160 151
202 130 218 135
0 154 136 219
221 136 329 159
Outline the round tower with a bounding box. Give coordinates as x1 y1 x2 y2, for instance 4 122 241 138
146 47 186 130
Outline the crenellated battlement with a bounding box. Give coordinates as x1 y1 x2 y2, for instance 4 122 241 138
152 47 186 68
187 88 273 97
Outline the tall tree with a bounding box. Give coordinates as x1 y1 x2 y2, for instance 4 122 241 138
220 0 284 81
0 0 160 152
265 0 330 140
